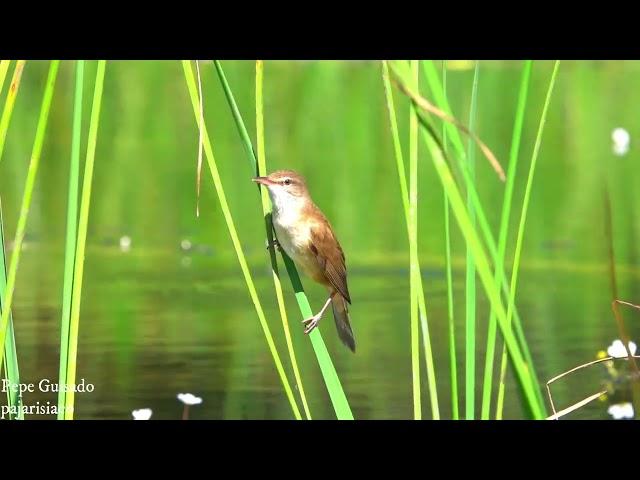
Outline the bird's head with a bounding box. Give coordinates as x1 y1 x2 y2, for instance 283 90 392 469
252 170 310 209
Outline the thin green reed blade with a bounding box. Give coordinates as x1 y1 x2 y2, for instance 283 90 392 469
481 60 533 420
182 60 303 420
442 61 459 420
419 60 546 414
64 60 106 419
0 59 25 420
256 60 312 419
0 61 25 165
57 60 84 418
388 62 544 418
212 60 353 420
0 61 59 385
0 200 21 419
0 61 10 97
381 61 439 419
495 61 560 419
465 62 479 420
408 60 421 420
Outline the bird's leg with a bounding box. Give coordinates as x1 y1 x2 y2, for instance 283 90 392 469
302 292 336 334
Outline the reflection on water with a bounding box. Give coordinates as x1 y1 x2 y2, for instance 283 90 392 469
1 60 640 419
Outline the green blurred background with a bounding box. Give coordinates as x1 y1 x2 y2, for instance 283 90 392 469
1 60 639 419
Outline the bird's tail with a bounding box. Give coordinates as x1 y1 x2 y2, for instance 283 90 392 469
331 294 356 353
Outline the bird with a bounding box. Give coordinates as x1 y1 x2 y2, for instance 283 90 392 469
252 170 355 352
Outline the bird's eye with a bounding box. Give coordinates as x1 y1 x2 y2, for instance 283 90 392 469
283 178 291 186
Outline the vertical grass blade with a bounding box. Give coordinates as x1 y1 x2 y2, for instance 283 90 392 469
57 60 84 418
480 60 533 419
211 60 353 420
408 60 422 419
182 60 304 420
418 60 546 414
0 59 26 420
256 60 312 419
388 61 544 418
0 61 25 163
0 200 21 419
465 62 480 419
495 60 560 419
0 61 59 385
381 61 439 419
0 61 10 97
63 60 105 419
442 61 459 420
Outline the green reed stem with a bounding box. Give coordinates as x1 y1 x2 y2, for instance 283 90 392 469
495 60 560 419
0 61 59 382
57 60 84 418
480 60 532 419
212 59 352 420
382 61 439 419
256 60 312 419
442 61 459 419
419 60 546 415
0 61 25 164
0 60 25 420
0 200 21 419
64 60 105 419
465 62 479 419
389 61 544 418
0 61 10 97
408 60 422 420
182 60 304 420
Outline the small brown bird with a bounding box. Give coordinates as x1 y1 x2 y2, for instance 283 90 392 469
252 170 355 352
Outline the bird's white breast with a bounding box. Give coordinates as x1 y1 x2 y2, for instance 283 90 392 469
269 190 311 261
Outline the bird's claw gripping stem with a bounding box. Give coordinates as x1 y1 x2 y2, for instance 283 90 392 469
302 315 321 334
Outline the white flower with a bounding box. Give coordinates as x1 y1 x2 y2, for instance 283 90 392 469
608 402 634 420
180 239 192 251
612 127 630 156
132 408 153 420
607 339 637 358
177 393 203 406
119 235 132 252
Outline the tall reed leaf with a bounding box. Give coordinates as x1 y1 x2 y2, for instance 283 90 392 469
389 62 544 418
211 60 353 420
256 60 312 419
480 60 533 419
57 60 84 418
181 60 304 420
408 60 421 419
0 60 26 420
495 60 560 419
64 60 105 419
0 61 25 164
0 61 10 97
465 63 479 419
0 61 59 381
442 61 459 419
381 61 439 419
416 60 546 414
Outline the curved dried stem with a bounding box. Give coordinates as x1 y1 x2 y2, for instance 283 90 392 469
546 354 640 419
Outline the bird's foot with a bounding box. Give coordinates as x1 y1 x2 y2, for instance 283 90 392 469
302 314 322 334
265 238 282 252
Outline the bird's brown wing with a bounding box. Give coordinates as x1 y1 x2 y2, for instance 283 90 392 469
309 211 351 304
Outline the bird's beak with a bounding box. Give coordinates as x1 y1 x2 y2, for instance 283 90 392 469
252 176 275 186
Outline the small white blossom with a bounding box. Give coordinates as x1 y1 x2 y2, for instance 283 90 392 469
612 127 630 156
607 339 637 358
132 408 153 420
180 239 192 251
177 393 203 406
119 235 132 252
608 402 634 420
